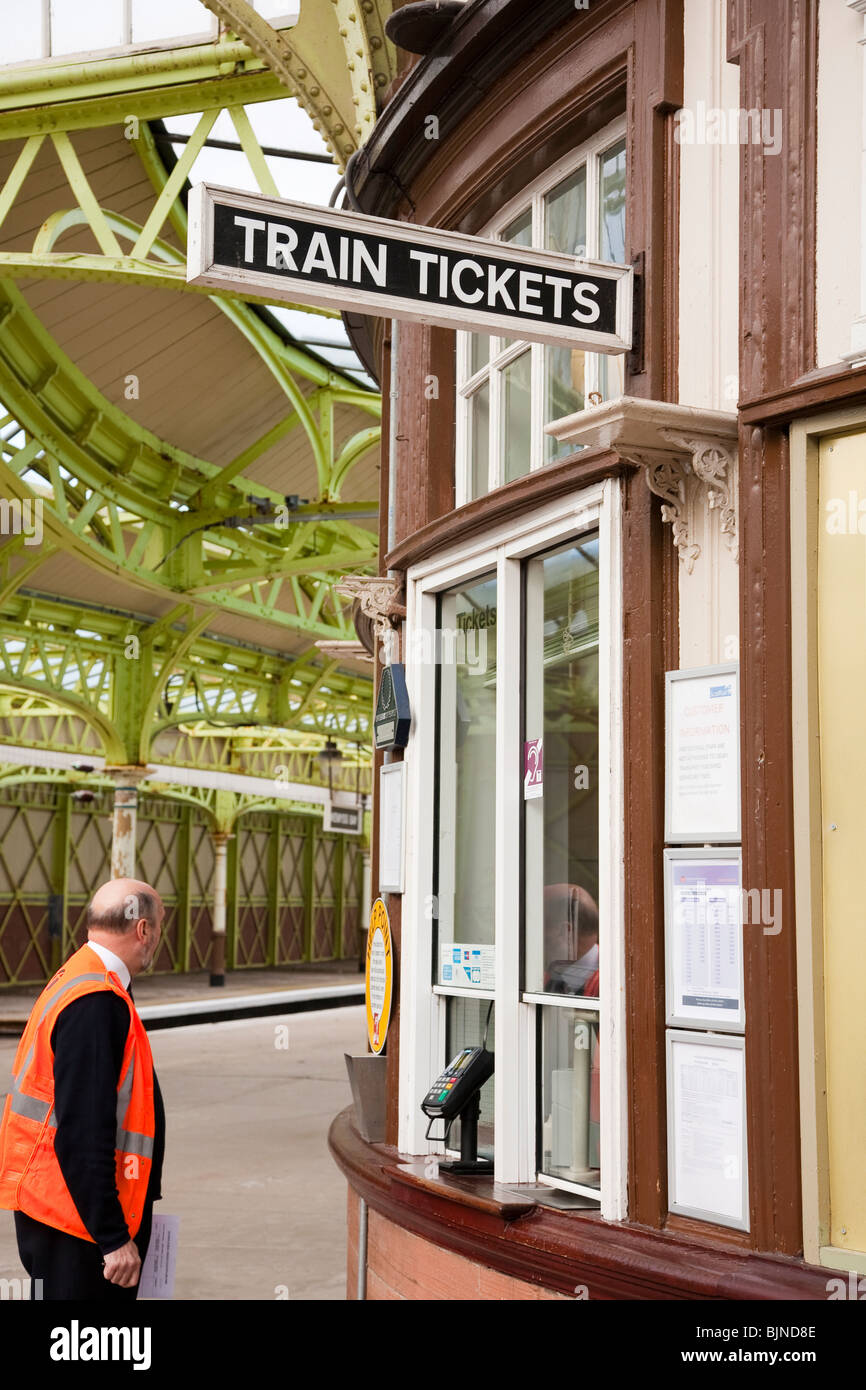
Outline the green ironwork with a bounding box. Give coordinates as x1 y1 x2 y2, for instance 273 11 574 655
0 277 378 635
0 602 374 765
0 101 381 788
0 43 289 139
0 779 366 985
0 11 385 970
0 6 398 163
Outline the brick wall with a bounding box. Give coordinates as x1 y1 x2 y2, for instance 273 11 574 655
346 1187 568 1301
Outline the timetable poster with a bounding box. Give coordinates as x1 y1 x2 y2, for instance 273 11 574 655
667 1031 749 1231
665 850 744 1031
665 665 740 843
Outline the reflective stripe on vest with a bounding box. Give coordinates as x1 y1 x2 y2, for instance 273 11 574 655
13 972 107 1091
9 1092 50 1124
114 1049 154 1159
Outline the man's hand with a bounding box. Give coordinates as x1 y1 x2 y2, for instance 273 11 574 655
102 1239 140 1288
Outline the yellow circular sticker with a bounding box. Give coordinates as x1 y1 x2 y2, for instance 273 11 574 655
365 898 393 1055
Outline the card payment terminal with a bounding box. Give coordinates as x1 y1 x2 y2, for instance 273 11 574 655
421 1045 494 1174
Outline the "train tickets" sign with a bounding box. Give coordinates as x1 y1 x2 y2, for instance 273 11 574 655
188 184 633 353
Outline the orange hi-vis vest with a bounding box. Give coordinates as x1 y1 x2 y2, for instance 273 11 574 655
0 942 155 1242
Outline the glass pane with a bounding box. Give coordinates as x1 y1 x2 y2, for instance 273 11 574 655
524 536 600 996
435 574 498 978
599 139 626 263
540 1007 600 1190
544 168 588 452
502 208 532 247
502 350 532 484
132 0 214 43
256 0 297 17
545 347 585 460
470 381 490 500
50 0 124 54
470 334 490 375
498 211 532 349
446 997 495 1160
544 166 587 258
6 7 43 62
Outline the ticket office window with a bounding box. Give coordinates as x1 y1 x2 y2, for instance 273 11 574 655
421 485 624 1210
434 573 498 1158
456 121 627 505
524 535 602 1195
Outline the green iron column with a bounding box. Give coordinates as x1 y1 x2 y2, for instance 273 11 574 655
334 832 345 961
176 804 192 973
303 817 315 963
267 811 281 967
209 830 232 987
50 786 72 972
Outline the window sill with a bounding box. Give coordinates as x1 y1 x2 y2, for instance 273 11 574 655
329 1106 834 1299
386 1160 601 1219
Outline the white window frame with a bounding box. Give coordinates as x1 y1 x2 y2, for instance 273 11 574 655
455 116 628 508
398 477 626 1222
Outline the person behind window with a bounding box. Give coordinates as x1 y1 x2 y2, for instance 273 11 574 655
543 883 599 997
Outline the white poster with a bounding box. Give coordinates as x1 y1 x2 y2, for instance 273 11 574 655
667 1032 748 1230
665 665 740 843
139 1214 179 1300
378 762 405 893
665 850 744 1031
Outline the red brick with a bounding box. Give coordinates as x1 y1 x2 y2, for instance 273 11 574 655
366 1266 405 1300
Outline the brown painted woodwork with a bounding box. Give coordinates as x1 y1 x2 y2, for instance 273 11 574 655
622 469 676 1229
627 0 683 401
343 0 838 1281
665 1213 752 1252
727 0 819 1257
391 323 455 549
739 362 866 427
385 446 627 572
355 0 612 210
368 0 685 1243
330 1109 832 1299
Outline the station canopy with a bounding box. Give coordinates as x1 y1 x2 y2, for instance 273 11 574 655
0 0 401 805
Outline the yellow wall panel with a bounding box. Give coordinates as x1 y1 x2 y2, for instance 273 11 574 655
818 429 866 1252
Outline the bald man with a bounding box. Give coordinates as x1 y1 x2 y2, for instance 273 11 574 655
0 879 166 1300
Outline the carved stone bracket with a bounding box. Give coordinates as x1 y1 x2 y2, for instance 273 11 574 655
334 575 407 656
545 396 738 573
662 433 738 562
639 451 701 572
